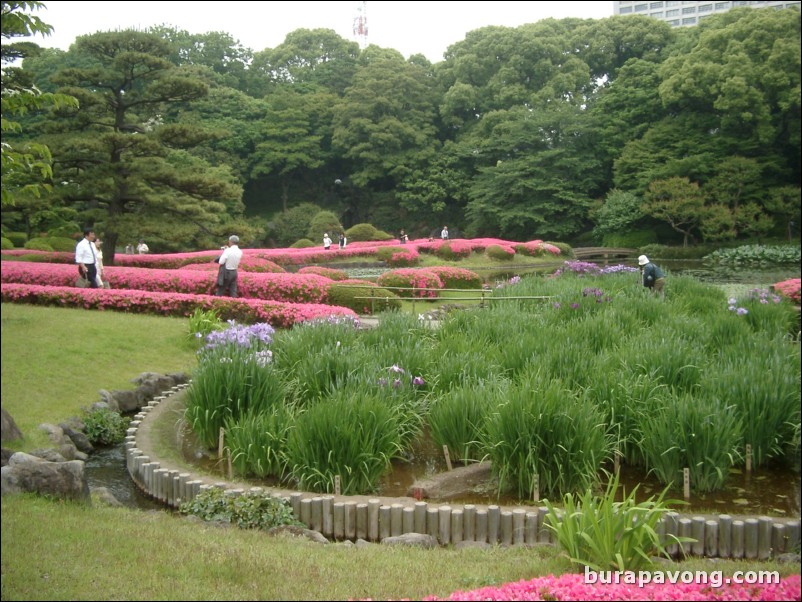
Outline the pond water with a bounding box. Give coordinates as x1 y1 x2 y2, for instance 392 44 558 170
85 445 168 511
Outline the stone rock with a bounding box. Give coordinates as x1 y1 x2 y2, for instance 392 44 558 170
408 461 497 502
1 407 23 442
265 525 329 544
59 423 94 454
29 448 67 462
1 452 90 502
97 392 119 413
381 533 439 549
454 540 492 550
92 486 124 507
111 389 144 413
132 373 178 400
1 448 14 466
38 423 69 446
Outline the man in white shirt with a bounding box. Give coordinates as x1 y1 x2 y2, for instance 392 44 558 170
441 226 449 240
216 235 243 297
75 228 98 288
136 239 149 254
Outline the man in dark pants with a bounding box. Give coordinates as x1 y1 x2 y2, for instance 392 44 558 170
215 235 243 297
75 227 98 288
639 254 666 297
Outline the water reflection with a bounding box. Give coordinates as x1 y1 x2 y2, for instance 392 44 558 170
85 445 164 511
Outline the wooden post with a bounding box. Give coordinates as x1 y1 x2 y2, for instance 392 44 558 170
411 285 416 315
683 467 690 500
370 288 375 314
218 427 225 459
334 475 341 496
532 473 540 502
745 443 752 473
226 448 232 479
442 445 453 471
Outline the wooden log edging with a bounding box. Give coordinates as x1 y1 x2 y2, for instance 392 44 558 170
126 388 801 556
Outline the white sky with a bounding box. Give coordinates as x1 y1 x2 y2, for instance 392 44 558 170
33 1 614 63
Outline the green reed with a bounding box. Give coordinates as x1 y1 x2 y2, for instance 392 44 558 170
703 341 801 467
185 345 288 449
427 377 504 464
284 392 404 495
483 374 612 499
225 406 293 479
638 395 742 493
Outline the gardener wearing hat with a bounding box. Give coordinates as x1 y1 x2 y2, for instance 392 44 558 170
638 254 666 297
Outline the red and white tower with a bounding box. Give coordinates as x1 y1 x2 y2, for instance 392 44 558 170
353 1 368 49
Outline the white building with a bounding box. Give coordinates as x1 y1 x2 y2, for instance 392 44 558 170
613 1 800 27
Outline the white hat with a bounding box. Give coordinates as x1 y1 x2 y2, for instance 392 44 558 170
638 255 649 266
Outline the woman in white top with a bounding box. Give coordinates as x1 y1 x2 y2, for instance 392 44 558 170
94 239 105 287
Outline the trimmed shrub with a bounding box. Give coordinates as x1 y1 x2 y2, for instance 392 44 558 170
377 268 443 298
345 223 379 242
376 246 404 262
23 238 54 252
299 266 348 280
5 232 27 247
1 237 14 250
544 241 573 257
486 244 515 261
327 283 401 314
307 210 343 242
435 241 471 260
290 238 316 248
426 266 482 289
269 202 322 247
42 236 77 252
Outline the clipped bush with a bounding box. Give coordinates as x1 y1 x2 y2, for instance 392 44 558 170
268 202 322 247
375 246 404 262
5 232 27 247
83 407 128 446
290 238 316 248
377 268 443 298
377 246 419 267
23 238 54 252
1 237 14 250
299 266 348 280
486 244 516 261
179 487 301 530
345 222 379 242
426 266 482 289
435 241 471 260
307 210 343 242
41 236 77 252
327 283 401 314
544 241 573 257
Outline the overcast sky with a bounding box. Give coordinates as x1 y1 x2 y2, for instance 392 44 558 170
33 1 614 63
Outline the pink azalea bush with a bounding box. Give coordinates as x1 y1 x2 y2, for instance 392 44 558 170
422 572 801 601
486 244 516 261
515 240 562 257
1 261 332 303
298 266 349 280
387 248 420 267
377 268 443 298
425 266 482 289
0 283 356 328
773 278 801 304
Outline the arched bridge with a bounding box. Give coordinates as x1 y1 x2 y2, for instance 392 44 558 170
572 247 636 260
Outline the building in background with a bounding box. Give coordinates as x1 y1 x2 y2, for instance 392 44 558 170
613 1 800 27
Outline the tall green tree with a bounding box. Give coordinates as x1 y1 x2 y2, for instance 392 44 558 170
1 0 76 207
642 177 707 247
46 30 244 262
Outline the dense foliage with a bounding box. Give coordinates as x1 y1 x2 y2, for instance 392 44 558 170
3 5 799 252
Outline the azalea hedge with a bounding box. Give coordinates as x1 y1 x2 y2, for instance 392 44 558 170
1 262 333 304
0 284 357 327
422 572 801 601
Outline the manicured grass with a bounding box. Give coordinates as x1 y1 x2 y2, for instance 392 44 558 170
1 303 197 451
2 494 797 601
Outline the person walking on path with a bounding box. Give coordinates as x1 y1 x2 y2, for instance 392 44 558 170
441 226 449 240
215 235 243 297
136 239 149 254
94 238 106 288
323 232 332 250
75 228 98 289
639 254 666 297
